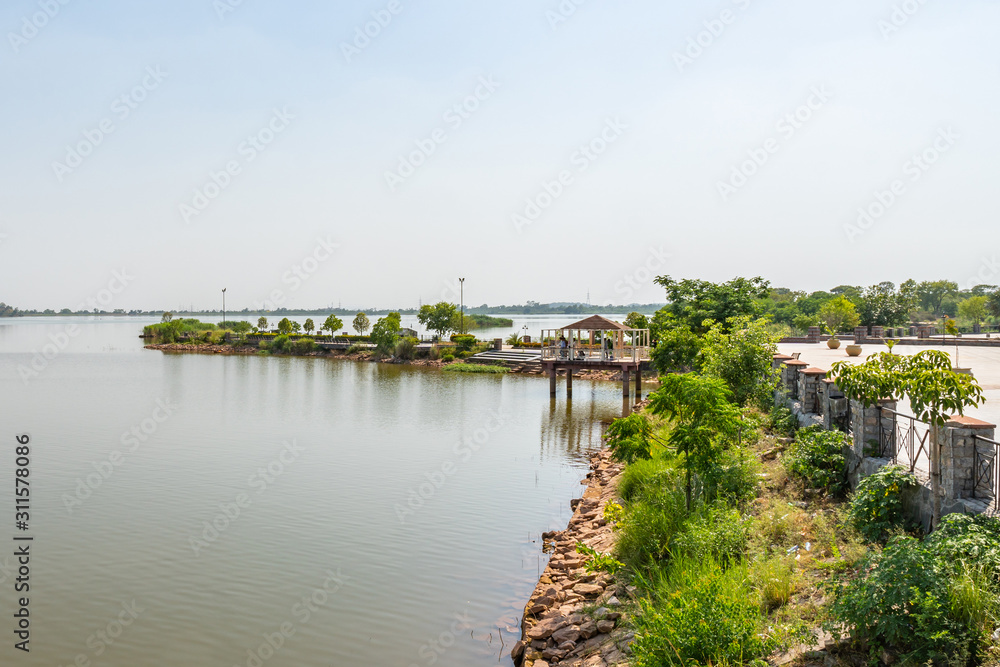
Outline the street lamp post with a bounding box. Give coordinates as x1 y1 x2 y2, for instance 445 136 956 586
222 288 227 325
459 278 465 334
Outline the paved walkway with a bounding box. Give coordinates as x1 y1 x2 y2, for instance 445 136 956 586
777 341 1000 428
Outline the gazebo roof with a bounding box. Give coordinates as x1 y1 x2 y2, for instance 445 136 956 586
557 315 630 331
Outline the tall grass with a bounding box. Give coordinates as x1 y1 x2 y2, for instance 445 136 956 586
631 555 776 667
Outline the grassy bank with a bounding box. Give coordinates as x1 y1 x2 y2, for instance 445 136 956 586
578 397 1000 667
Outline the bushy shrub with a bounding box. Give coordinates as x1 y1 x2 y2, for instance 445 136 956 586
827 536 975 664
346 343 366 354
441 353 455 362
450 334 476 351
395 336 417 360
427 345 441 360
291 337 315 354
927 513 1000 576
847 465 916 543
785 426 848 495
631 556 776 667
270 335 290 353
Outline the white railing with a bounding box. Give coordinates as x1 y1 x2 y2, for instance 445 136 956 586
540 344 648 363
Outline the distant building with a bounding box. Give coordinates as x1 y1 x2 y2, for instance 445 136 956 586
397 327 418 338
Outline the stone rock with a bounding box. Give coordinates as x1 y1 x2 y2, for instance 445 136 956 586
606 596 620 606
542 646 566 661
526 617 569 640
532 660 550 667
573 583 603 597
551 624 581 644
578 620 598 639
511 640 527 661
596 619 615 634
582 655 606 667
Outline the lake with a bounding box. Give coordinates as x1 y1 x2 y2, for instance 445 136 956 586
0 316 626 666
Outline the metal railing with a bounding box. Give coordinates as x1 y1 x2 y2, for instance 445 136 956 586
973 434 1000 500
878 408 931 474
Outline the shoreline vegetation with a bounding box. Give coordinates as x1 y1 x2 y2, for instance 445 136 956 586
138 275 1000 666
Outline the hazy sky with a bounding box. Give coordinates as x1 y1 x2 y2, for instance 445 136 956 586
1 0 998 311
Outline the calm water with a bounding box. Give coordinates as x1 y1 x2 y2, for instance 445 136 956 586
0 317 626 666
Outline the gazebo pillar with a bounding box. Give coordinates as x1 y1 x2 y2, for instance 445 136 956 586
549 366 556 397
622 368 630 399
634 368 642 401
566 368 573 398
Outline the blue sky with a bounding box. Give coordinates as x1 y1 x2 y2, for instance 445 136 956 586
1 0 998 311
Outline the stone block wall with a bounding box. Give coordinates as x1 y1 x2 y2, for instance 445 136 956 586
775 372 997 530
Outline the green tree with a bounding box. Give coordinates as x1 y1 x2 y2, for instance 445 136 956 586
970 284 998 297
650 318 703 374
371 312 402 355
623 312 650 345
418 302 459 338
161 312 173 322
857 282 915 327
701 316 780 408
277 317 293 334
352 312 370 336
958 296 988 326
652 275 770 334
830 350 985 528
830 285 862 302
303 318 315 335
988 290 1000 319
818 295 860 334
648 373 743 509
322 314 344 335
916 280 959 314
258 316 268 331
291 321 302 334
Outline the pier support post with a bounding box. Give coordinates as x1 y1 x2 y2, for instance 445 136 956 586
622 368 630 400
566 368 573 399
549 367 557 397
634 369 642 402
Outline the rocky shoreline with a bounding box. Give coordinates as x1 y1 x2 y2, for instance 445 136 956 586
511 449 633 667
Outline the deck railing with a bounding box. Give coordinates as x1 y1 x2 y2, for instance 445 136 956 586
540 344 649 363
878 408 931 475
973 434 1000 500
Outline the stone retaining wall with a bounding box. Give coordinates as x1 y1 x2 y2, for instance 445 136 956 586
773 354 997 531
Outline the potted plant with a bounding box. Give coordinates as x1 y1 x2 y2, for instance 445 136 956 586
845 343 863 357
819 296 859 350
826 325 841 349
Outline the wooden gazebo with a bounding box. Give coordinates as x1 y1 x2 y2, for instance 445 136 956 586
540 315 651 401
